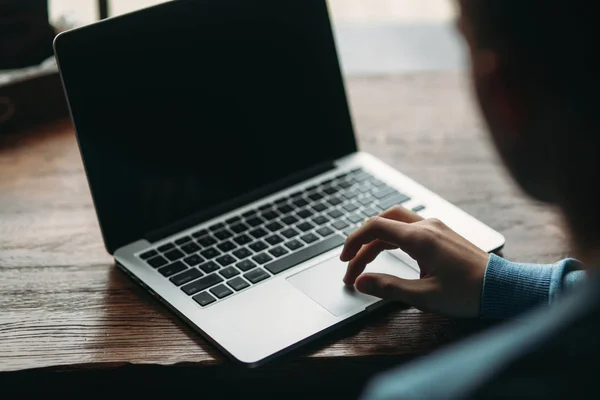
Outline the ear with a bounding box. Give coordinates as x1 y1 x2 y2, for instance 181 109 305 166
472 49 524 139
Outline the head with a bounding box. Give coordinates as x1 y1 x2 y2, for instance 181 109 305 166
457 0 600 251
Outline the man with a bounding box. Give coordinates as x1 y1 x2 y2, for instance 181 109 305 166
341 1 600 397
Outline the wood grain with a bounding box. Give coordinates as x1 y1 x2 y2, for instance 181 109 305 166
0 72 569 390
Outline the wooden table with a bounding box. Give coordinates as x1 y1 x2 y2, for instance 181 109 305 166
0 72 569 395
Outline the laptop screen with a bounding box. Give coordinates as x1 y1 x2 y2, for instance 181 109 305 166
55 0 357 254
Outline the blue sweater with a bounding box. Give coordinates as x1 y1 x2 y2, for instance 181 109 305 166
362 255 586 399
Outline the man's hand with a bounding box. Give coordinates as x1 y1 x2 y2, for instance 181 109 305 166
340 206 490 318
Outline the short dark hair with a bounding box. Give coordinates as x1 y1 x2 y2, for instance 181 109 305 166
464 1 598 126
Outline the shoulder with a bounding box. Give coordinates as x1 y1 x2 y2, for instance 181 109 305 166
362 274 600 399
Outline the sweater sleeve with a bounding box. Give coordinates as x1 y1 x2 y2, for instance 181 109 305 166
480 254 584 319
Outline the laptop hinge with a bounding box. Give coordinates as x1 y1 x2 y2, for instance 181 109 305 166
144 161 337 243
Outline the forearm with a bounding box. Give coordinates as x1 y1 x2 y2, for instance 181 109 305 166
480 254 584 319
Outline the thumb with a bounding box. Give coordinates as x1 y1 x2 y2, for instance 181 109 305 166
355 273 431 306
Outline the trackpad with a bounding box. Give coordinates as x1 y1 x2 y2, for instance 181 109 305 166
287 252 419 317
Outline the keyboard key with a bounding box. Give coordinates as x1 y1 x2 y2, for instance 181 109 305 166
201 248 221 259
216 254 236 267
316 226 334 237
253 253 273 264
250 228 268 239
306 184 318 192
233 248 252 260
170 268 203 286
140 250 158 260
332 220 349 230
327 197 343 206
249 241 268 252
242 209 257 218
181 242 201 254
265 234 345 275
277 204 294 214
328 209 344 219
192 229 209 238
281 215 299 225
322 186 338 195
373 186 397 200
148 255 169 268
210 284 233 299
269 246 289 258
347 212 365 224
246 217 265 227
369 178 385 187
343 202 359 212
338 181 352 189
164 248 185 261
209 222 225 232
358 196 374 206
412 205 426 212
311 202 328 212
285 239 304 251
244 268 270 284
260 203 274 211
307 192 323 201
227 277 250 291
353 171 370 182
183 254 205 266
297 222 314 232
363 207 380 217
297 209 313 219
292 198 309 208
262 210 279 221
378 193 411 210
158 261 187 277
343 227 356 236
198 236 217 247
275 197 288 205
234 234 252 245
226 216 242 225
301 233 319 244
230 223 249 234
219 266 240 279
236 259 257 272
290 191 303 199
157 243 175 252
342 189 360 200
265 234 284 246
193 291 217 307
281 228 300 238
217 241 237 252
265 221 283 232
214 229 233 241
312 216 329 225
199 261 220 274
357 184 372 193
175 236 192 246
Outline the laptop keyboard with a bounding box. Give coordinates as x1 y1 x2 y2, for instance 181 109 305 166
138 168 424 308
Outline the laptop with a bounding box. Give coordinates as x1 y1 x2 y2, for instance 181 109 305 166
53 0 505 366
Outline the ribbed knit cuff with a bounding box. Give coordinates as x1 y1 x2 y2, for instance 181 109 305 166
480 254 554 319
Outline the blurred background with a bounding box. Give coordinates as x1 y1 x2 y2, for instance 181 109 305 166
47 0 464 74
1 0 464 132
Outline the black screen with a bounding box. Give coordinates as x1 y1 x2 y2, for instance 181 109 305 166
55 0 356 254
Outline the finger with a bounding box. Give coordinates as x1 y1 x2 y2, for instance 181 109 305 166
340 217 420 262
343 240 397 285
379 205 424 224
355 273 435 308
